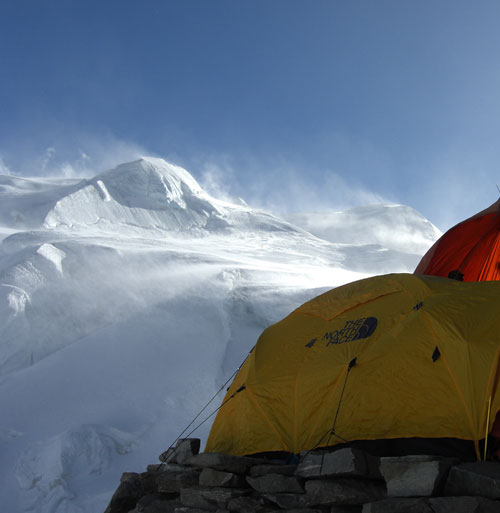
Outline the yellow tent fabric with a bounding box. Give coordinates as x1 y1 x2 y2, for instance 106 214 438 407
206 273 500 458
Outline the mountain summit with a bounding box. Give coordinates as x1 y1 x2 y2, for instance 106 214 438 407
43 157 299 235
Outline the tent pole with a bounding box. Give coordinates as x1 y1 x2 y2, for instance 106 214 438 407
484 396 492 460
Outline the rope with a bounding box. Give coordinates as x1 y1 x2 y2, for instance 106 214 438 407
161 385 246 466
167 369 238 449
163 347 253 461
316 357 357 473
324 357 357 447
300 357 357 469
180 385 246 441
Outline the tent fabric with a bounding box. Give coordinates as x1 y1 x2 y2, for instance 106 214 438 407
206 274 500 458
414 199 500 281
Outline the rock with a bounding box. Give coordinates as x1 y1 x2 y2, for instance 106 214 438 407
226 495 278 512
180 486 248 511
444 462 500 499
175 439 201 464
156 470 184 494
104 472 144 513
264 478 376 513
362 498 432 512
363 495 500 513
380 455 456 497
296 448 381 480
157 467 200 494
177 469 202 489
304 478 386 506
179 487 217 512
136 493 181 512
246 474 305 494
160 439 201 464
174 508 214 513
157 463 190 473
199 468 247 488
280 509 325 513
263 493 308 509
429 496 500 513
106 446 500 513
147 464 164 472
160 448 176 463
140 470 163 495
249 464 297 477
187 453 259 475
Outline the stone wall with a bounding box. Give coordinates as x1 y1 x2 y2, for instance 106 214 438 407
104 438 500 513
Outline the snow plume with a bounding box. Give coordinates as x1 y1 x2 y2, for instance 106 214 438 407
245 161 388 215
56 151 92 178
192 151 389 215
250 129 397 215
0 156 11 175
197 158 249 206
62 136 152 178
41 149 92 179
199 161 237 203
4 135 152 178
40 147 56 173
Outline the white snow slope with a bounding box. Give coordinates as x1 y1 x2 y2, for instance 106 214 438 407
0 157 441 513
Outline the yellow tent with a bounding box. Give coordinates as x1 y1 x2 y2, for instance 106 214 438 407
206 273 500 459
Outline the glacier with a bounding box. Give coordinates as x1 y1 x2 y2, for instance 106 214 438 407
0 157 441 513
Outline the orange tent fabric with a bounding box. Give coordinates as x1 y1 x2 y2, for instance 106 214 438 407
415 198 500 282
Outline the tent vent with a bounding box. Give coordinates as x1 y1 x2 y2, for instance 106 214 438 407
448 270 464 281
432 346 441 362
305 338 317 348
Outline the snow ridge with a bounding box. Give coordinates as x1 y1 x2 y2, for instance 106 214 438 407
43 157 300 235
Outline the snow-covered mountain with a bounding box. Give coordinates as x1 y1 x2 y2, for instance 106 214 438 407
0 157 441 513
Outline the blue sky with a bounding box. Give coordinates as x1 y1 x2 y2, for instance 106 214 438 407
2 0 500 229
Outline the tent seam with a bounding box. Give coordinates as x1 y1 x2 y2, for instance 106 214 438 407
301 290 403 321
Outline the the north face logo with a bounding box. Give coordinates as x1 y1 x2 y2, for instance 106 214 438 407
321 317 378 346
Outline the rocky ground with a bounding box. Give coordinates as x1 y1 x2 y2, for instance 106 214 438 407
103 438 500 513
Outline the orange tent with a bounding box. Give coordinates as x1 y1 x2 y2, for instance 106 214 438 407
415 198 500 282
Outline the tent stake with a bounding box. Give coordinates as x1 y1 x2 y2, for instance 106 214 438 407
484 396 492 460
